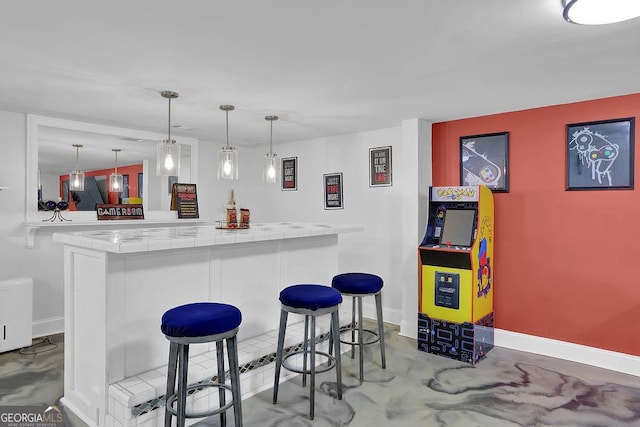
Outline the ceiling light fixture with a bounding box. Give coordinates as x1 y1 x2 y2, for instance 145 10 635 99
563 0 640 25
156 91 181 176
218 105 238 180
69 144 85 191
110 149 123 193
264 115 279 183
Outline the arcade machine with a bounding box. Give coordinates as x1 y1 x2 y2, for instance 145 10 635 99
418 185 494 364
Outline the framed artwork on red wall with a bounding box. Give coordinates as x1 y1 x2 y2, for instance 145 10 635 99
566 117 634 190
459 132 509 192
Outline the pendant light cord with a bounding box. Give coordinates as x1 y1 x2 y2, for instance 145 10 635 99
167 97 172 143
73 144 82 172
225 109 230 149
265 116 278 156
269 119 273 155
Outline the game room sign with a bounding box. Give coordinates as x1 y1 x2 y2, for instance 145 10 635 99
96 204 144 220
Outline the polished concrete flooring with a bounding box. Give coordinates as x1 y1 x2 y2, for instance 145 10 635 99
1 326 640 426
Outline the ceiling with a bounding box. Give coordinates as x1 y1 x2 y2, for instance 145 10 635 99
1 1 639 149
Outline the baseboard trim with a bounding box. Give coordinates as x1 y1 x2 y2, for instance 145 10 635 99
32 316 64 338
393 316 639 377
399 319 417 339
343 300 404 327
495 329 640 378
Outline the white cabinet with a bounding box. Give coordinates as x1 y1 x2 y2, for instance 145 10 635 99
0 277 33 353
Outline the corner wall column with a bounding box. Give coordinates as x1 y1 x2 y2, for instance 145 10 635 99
399 119 432 338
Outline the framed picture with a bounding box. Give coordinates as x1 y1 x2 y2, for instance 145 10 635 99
460 132 509 192
138 173 143 199
62 180 69 202
168 175 177 194
369 146 392 187
566 117 634 190
281 157 297 191
122 174 129 199
323 172 343 210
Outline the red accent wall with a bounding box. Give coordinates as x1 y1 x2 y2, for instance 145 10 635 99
432 93 640 356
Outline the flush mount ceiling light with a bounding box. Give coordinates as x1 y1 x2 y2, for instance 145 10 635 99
563 0 640 25
110 148 123 193
69 144 85 191
156 91 181 176
263 115 279 184
218 105 238 180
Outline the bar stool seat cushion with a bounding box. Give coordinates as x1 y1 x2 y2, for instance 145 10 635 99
332 273 383 295
279 284 342 310
161 302 242 338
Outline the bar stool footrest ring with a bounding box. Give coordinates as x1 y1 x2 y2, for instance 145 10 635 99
166 382 234 419
282 350 336 375
339 328 380 346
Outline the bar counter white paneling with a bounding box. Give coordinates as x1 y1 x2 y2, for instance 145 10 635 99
52 222 360 427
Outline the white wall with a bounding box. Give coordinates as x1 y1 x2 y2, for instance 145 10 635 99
0 111 66 336
220 125 429 325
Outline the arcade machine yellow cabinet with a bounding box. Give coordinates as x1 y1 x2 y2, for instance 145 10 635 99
418 185 494 364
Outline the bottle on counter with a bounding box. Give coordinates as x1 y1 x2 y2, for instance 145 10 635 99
240 208 250 228
226 189 238 228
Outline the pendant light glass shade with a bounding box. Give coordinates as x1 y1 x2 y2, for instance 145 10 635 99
110 148 123 193
218 105 238 180
156 91 181 176
563 0 640 25
218 146 239 180
157 140 180 175
69 144 85 191
264 154 278 183
263 115 279 183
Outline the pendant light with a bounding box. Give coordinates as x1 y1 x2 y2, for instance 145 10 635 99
218 105 238 180
156 91 181 176
110 149 123 193
69 144 85 191
563 0 640 25
263 115 279 183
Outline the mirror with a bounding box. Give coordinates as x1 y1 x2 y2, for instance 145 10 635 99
26 115 199 222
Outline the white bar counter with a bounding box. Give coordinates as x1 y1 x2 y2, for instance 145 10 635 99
53 222 360 427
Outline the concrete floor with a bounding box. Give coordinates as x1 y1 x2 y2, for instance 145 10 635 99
2 326 640 426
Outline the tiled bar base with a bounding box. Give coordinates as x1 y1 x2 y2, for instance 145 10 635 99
108 315 350 427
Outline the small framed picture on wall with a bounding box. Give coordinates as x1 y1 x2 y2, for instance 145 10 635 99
460 132 509 192
566 117 634 190
168 175 178 194
281 157 298 191
323 172 343 209
369 146 392 187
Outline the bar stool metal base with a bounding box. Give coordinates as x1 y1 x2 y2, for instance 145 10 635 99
164 327 242 427
273 304 342 420
331 291 386 384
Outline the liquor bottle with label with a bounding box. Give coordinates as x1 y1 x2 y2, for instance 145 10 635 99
226 189 237 228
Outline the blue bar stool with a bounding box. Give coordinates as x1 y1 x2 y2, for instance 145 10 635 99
273 284 343 420
331 272 386 384
161 302 243 427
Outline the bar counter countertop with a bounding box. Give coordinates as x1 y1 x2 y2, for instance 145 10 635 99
53 221 362 253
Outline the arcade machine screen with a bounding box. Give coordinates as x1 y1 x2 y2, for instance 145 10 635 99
440 209 476 247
